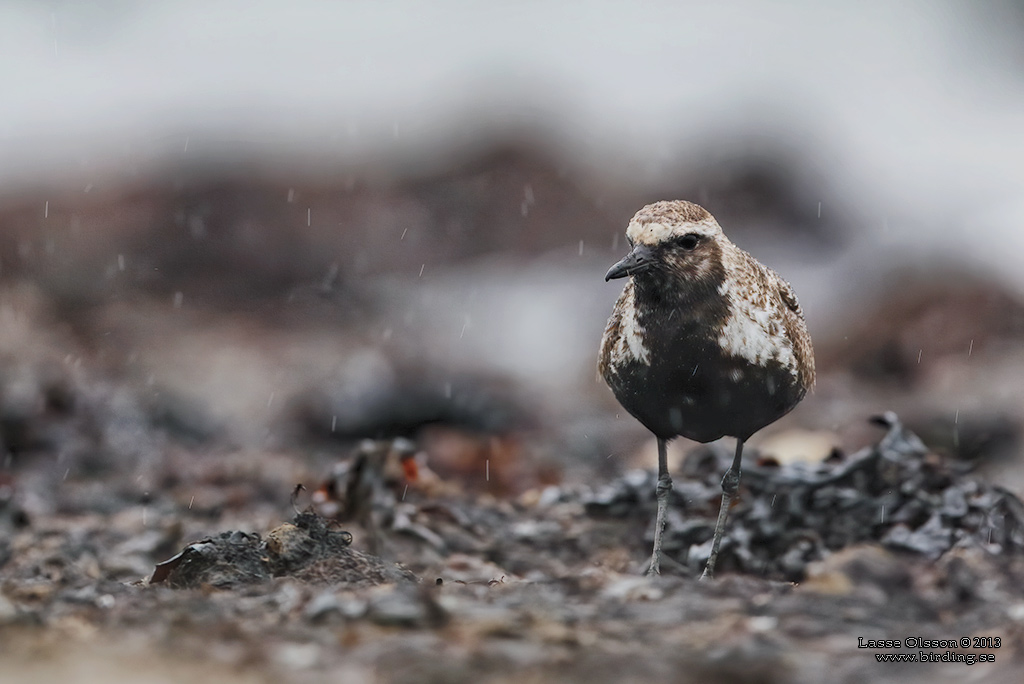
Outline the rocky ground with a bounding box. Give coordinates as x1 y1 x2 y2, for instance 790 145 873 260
3 404 1023 683
2 151 1024 683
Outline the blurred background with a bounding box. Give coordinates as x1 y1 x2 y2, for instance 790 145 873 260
2 0 1024 506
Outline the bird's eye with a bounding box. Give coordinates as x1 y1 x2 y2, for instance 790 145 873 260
680 234 699 250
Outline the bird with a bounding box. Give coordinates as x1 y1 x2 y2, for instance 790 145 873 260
598 200 814 579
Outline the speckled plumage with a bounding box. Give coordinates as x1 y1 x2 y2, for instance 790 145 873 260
599 200 814 442
599 200 815 578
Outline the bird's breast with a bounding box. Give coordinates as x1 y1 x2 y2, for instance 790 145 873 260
603 307 806 442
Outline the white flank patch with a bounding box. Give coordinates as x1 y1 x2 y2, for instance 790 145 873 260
616 286 651 365
717 281 796 373
619 308 650 365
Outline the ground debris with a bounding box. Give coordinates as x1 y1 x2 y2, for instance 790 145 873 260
5 414 1024 683
151 512 415 589
585 412 1024 580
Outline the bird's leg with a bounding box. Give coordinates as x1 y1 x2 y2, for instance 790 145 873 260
647 437 672 577
700 438 745 581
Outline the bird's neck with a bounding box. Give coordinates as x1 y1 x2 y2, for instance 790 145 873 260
633 270 723 315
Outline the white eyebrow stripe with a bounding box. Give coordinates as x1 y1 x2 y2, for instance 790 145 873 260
626 217 721 247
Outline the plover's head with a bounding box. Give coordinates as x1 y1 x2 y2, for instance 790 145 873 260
605 200 727 283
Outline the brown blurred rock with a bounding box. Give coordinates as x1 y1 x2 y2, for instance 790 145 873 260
820 271 1024 387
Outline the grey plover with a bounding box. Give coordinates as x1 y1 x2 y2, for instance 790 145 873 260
599 200 814 578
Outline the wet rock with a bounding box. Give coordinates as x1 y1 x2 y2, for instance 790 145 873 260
585 412 1024 580
162 532 270 589
882 515 951 558
155 512 415 589
940 487 968 519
